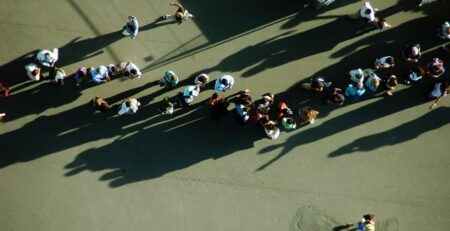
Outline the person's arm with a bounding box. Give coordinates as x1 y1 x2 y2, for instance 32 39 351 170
430 87 449 109
170 3 183 9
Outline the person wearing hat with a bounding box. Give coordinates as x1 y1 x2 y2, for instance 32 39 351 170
214 75 235 92
402 43 421 63
162 3 194 25
92 65 110 84
122 16 139 39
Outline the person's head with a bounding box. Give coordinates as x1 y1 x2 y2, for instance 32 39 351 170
130 69 137 76
242 89 250 95
355 73 363 81
97 67 104 75
311 80 325 92
386 57 395 65
364 9 372 15
446 27 450 34
286 117 295 125
128 16 134 20
264 121 275 130
220 78 228 85
125 100 131 107
175 12 184 23
211 93 219 99
363 214 375 221
111 66 119 73
415 67 425 76
32 68 40 75
44 52 52 59
371 77 380 87
328 93 345 106
387 75 398 88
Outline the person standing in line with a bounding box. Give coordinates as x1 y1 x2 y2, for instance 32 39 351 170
156 70 179 89
438 21 450 40
348 1 377 23
25 63 41 81
194 73 209 88
124 62 142 80
162 3 194 25
118 98 141 115
93 96 112 112
122 16 139 39
36 48 59 67
374 56 395 69
299 107 319 125
426 58 445 79
158 96 175 115
49 66 66 85
214 75 235 92
402 43 421 63
91 66 111 84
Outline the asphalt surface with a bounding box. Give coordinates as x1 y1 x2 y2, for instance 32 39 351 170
1 0 450 230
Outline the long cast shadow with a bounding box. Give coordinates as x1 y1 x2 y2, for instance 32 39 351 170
329 107 450 157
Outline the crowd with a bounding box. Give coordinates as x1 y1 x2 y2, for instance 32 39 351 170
0 1 449 228
1 2 449 141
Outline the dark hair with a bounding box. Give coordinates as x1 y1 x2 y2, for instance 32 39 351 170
363 214 375 220
212 93 219 99
130 69 137 75
125 100 131 107
386 57 395 64
365 9 372 15
220 78 228 85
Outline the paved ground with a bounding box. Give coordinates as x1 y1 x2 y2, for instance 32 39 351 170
1 0 450 230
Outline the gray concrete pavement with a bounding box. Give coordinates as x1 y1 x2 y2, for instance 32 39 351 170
1 0 450 230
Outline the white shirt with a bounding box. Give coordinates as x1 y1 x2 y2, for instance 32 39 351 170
183 85 200 104
214 75 235 92
25 63 40 81
349 68 364 83
126 62 142 79
36 48 59 67
118 99 141 115
360 2 375 22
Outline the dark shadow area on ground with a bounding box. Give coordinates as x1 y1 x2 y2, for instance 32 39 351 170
58 31 124 67
328 106 450 157
204 17 370 77
255 6 450 170
141 0 359 72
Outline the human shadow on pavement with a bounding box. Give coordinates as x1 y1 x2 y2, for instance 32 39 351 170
207 17 370 78
63 101 263 188
58 31 124 67
330 3 450 59
328 107 450 158
254 6 450 170
142 0 351 72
